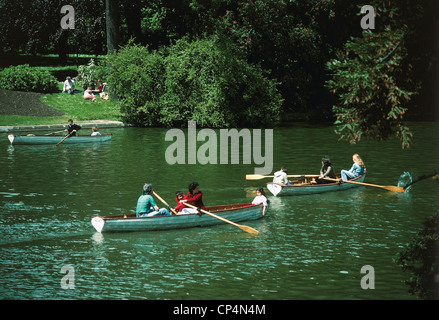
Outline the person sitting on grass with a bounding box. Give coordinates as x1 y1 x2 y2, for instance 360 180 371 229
92 80 104 95
83 86 96 102
62 76 75 94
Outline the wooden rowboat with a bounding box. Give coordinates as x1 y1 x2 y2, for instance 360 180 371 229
91 203 267 233
8 134 112 145
266 172 366 196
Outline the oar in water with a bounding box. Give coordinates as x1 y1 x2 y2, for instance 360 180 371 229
152 191 178 215
246 174 319 180
56 132 72 146
183 202 259 235
323 177 405 193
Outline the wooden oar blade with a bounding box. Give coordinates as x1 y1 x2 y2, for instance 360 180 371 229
384 185 406 193
245 174 268 180
238 225 259 235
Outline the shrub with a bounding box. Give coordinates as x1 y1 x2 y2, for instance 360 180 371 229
75 58 108 90
0 64 58 92
107 37 282 127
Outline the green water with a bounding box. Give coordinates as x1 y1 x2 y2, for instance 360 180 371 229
0 122 438 299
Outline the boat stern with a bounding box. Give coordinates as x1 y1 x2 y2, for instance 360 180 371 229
91 216 105 233
267 183 283 196
8 134 14 144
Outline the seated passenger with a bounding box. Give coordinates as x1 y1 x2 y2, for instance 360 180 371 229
252 187 268 206
273 167 290 185
316 156 336 184
341 154 365 181
178 182 205 215
91 126 101 136
136 184 170 217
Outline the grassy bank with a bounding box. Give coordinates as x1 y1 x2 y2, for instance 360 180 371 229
0 84 122 126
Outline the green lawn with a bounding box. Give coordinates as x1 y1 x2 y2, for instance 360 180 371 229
41 90 122 121
0 84 123 126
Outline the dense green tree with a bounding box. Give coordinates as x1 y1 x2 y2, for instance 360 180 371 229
219 0 338 114
107 37 282 128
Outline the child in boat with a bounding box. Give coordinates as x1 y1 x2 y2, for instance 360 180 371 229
252 187 268 206
341 154 365 181
136 183 171 217
316 156 336 184
91 126 101 136
174 191 186 212
178 182 205 215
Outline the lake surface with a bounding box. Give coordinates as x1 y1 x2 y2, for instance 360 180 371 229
0 122 438 300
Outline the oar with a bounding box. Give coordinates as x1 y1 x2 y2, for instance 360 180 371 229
246 174 319 180
323 177 405 193
183 202 259 235
152 191 178 215
45 130 65 136
56 132 72 146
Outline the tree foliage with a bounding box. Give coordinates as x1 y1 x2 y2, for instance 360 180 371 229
326 29 415 148
108 37 282 127
395 213 439 299
0 64 58 92
220 0 337 113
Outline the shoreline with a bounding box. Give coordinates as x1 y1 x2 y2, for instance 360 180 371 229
0 120 130 133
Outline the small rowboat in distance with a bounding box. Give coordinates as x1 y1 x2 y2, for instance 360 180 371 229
8 134 112 145
91 203 267 233
267 172 366 196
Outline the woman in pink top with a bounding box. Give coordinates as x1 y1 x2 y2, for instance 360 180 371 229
83 87 96 102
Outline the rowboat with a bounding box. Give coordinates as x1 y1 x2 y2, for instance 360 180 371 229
91 203 267 233
266 172 367 196
8 134 112 145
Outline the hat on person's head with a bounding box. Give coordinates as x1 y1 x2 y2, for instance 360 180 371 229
143 183 153 194
66 76 71 80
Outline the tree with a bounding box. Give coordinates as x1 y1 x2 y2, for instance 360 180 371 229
107 37 282 128
326 28 414 148
325 0 437 148
219 0 337 114
106 0 120 54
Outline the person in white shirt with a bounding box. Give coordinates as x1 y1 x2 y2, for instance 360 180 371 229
252 187 268 206
62 76 75 94
273 167 290 185
91 126 101 136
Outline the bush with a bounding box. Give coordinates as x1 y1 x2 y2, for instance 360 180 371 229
0 64 58 92
107 37 282 127
75 58 108 90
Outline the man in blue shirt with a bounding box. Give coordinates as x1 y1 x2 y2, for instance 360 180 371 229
136 184 171 217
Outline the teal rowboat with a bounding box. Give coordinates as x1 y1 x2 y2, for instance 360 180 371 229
8 134 112 145
91 203 267 233
266 172 366 196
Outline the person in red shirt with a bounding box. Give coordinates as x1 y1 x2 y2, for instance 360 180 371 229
174 191 186 213
176 182 205 215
